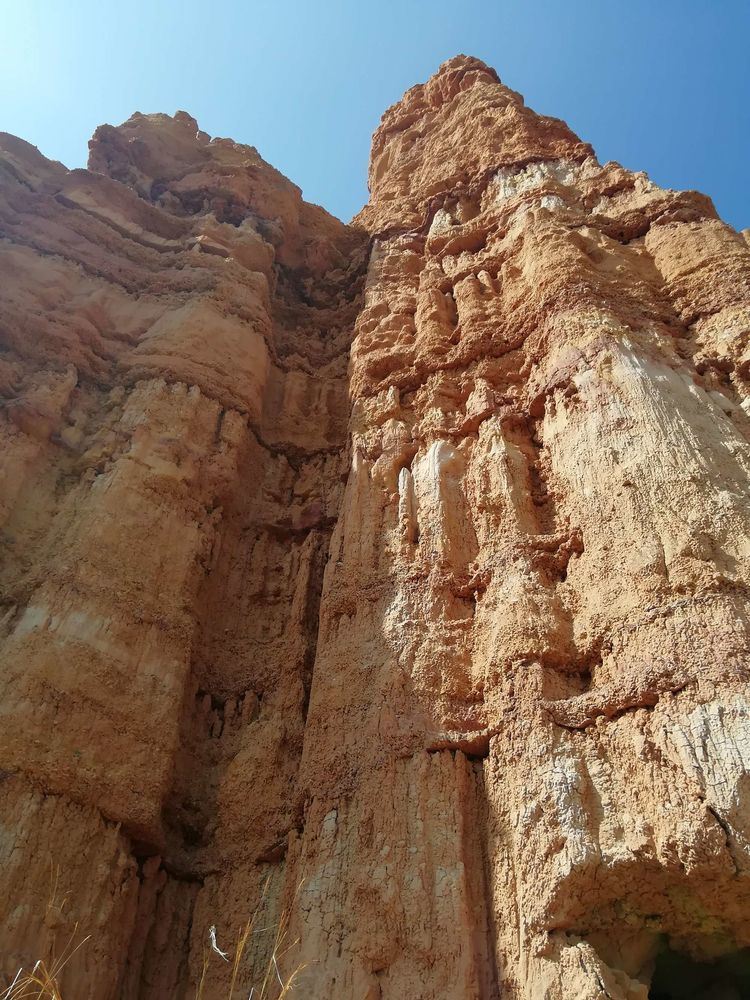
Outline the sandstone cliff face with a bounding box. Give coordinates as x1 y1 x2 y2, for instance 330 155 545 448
0 110 367 997
1 56 750 999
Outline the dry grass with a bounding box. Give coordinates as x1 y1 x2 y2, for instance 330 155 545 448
197 877 306 1000
1 865 90 1000
1 869 303 1000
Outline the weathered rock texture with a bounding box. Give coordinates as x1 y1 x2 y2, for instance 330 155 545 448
1 55 749 999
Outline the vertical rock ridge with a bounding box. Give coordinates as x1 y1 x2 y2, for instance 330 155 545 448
293 55 750 1000
0 111 368 997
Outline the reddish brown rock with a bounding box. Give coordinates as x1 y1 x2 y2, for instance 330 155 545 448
0 110 366 998
1 55 750 999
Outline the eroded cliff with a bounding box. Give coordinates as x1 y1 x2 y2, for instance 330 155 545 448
1 55 750 999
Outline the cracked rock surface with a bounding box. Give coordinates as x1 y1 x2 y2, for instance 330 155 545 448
1 55 749 999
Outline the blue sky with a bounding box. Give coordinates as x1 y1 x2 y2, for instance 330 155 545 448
1 1 747 229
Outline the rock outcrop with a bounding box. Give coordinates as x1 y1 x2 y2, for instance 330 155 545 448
1 55 749 999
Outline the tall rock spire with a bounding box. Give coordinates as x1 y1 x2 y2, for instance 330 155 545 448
293 56 750 998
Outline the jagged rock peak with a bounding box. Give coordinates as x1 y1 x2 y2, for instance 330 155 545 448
88 109 300 210
359 54 594 232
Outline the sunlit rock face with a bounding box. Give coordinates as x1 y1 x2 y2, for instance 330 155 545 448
1 54 750 1000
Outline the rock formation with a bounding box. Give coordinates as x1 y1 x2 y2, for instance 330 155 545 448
1 55 749 999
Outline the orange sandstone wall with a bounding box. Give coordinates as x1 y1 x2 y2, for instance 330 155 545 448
1 56 750 999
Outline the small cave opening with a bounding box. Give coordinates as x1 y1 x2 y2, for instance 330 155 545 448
649 946 750 999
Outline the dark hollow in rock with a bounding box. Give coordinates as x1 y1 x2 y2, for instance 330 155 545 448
650 946 750 1000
